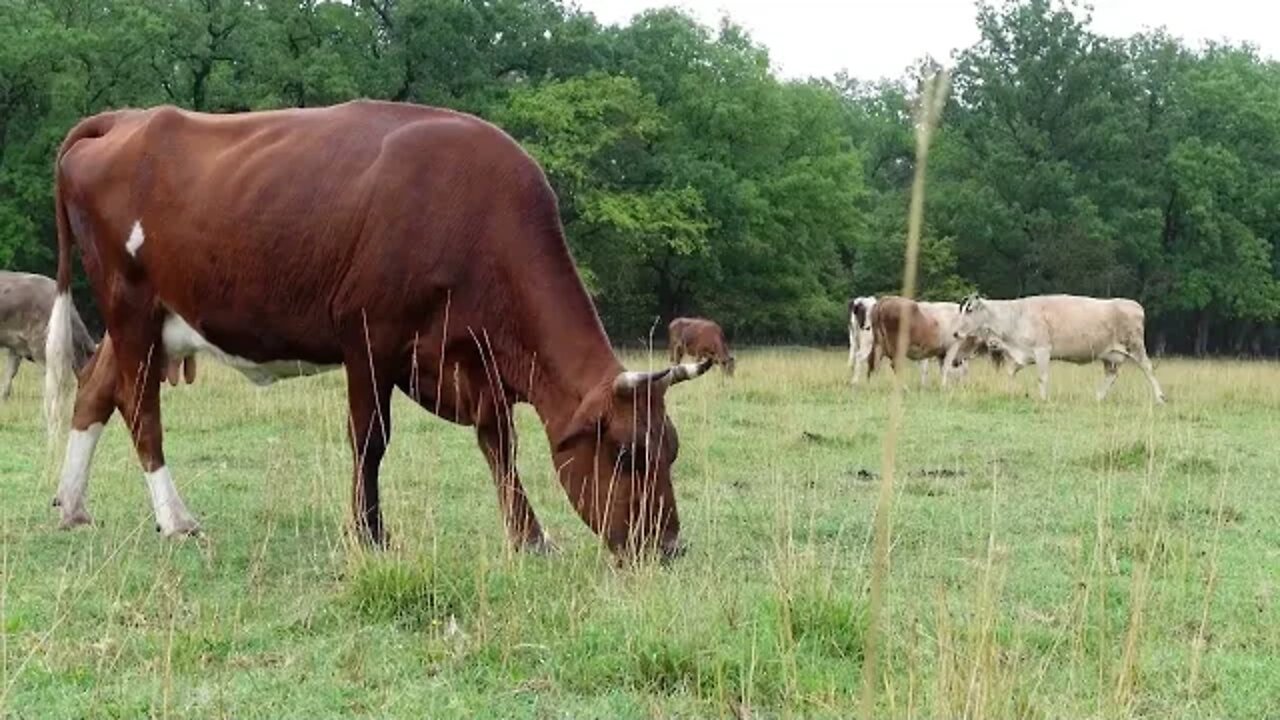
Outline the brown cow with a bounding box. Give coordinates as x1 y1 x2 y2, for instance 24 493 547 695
44 101 711 559
869 296 979 384
668 318 735 376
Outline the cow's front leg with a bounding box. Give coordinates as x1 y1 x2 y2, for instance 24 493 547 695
476 404 552 554
940 343 961 387
0 350 19 400
344 357 393 547
115 335 199 537
1034 348 1052 400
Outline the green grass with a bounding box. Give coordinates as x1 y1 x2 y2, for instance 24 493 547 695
1 350 1278 718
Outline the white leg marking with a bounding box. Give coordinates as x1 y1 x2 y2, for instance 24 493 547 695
145 466 200 537
126 221 145 257
55 422 104 528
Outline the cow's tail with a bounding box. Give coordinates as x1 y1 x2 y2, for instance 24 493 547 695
45 114 114 442
867 312 883 375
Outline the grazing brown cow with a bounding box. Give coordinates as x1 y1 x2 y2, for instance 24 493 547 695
668 318 735 376
45 101 711 559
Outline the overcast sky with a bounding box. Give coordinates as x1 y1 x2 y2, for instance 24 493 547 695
575 0 1280 81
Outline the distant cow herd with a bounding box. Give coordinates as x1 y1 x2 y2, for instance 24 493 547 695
845 294 1164 404
849 293 1172 404
0 100 1167 560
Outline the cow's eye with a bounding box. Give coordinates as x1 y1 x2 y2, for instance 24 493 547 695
618 443 647 470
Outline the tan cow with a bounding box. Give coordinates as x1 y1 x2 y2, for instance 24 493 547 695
951 294 1165 403
869 296 977 386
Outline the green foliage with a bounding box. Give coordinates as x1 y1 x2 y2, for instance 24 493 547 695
0 0 1277 350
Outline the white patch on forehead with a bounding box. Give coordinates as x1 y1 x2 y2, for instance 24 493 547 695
854 296 878 330
162 312 337 386
126 221 145 257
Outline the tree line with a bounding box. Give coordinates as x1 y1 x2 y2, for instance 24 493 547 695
2 0 1278 354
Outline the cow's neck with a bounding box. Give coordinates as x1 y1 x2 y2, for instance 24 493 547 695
486 261 622 442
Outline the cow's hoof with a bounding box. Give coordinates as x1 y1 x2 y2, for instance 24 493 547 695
57 508 94 530
158 519 201 538
353 526 389 549
519 535 558 556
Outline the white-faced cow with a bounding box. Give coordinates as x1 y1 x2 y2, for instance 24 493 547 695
847 296 877 384
868 296 979 386
951 294 1165 403
44 101 712 559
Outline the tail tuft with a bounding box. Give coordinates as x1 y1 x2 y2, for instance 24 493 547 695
44 291 76 442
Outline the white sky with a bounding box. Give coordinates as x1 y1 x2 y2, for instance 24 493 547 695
575 0 1280 81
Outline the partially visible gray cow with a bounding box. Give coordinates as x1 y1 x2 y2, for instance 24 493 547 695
951 294 1165 403
0 272 95 400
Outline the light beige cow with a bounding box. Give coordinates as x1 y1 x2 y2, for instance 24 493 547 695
950 294 1165 403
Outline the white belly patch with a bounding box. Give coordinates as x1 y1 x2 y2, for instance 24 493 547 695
161 313 337 386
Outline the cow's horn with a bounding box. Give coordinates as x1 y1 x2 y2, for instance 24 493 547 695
663 358 714 387
613 368 672 392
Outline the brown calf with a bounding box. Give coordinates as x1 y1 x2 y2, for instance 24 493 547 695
668 317 735 376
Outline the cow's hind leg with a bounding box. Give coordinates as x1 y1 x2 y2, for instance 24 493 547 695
476 396 552 554
52 340 118 528
113 325 199 537
1126 345 1166 404
0 350 18 400
1097 358 1121 401
343 353 394 547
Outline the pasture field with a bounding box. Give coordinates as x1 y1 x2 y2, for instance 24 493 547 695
0 350 1277 718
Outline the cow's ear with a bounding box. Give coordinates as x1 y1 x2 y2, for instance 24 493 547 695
554 385 610 452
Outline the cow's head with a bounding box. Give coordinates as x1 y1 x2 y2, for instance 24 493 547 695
553 359 713 562
955 293 991 340
851 296 877 331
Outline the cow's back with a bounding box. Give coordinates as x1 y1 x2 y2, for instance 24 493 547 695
1013 295 1146 360
918 302 962 344
59 101 562 365
874 296 946 360
671 318 725 353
